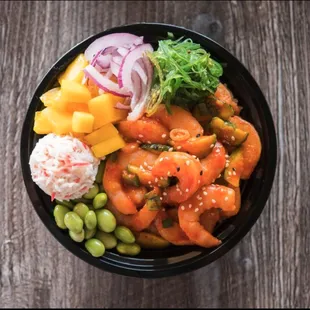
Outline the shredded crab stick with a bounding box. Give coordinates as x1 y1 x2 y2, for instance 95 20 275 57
178 184 236 247
29 134 99 201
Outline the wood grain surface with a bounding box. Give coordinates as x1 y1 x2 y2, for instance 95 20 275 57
1 0 309 308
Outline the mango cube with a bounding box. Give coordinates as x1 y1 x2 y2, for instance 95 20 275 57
33 111 53 134
58 54 89 85
61 80 92 104
84 123 119 146
41 107 72 135
40 87 68 111
88 93 128 129
91 135 126 158
66 102 89 113
72 112 94 133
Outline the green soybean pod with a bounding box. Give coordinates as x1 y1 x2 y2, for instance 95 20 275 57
69 229 85 242
64 212 83 234
84 210 97 230
95 160 106 184
73 203 89 220
93 193 108 209
83 183 99 200
95 231 117 249
84 227 97 240
96 209 116 233
85 238 105 257
53 205 70 229
114 226 135 244
116 242 141 256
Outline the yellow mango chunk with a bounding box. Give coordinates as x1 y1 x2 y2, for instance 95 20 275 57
61 80 92 104
40 87 68 111
91 135 126 158
33 111 53 134
72 112 94 133
84 123 119 146
41 107 72 135
58 54 89 85
66 102 89 113
88 93 128 129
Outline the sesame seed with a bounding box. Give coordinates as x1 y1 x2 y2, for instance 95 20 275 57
225 154 229 158
197 195 202 200
144 161 148 166
212 199 216 204
216 149 220 153
189 204 192 208
177 146 182 150
159 158 164 162
232 171 237 175
148 166 153 170
131 145 135 149
221 188 224 192
186 160 190 166
165 157 169 160
155 178 158 182
231 136 235 141
179 191 183 195
181 206 185 210
162 207 165 211
163 192 167 196
210 144 215 148
192 155 197 159
228 171 232 176
168 147 173 152
176 167 180 172
138 134 144 138
148 181 152 184
194 208 199 212
162 134 167 138
147 140 152 144
186 188 189 192
217 174 221 178
140 165 144 170
225 163 230 168
160 197 163 201
203 191 208 196
199 202 203 206
136 140 141 144
198 180 201 184
200 170 203 176
225 196 229 201
176 188 180 192
202 186 206 190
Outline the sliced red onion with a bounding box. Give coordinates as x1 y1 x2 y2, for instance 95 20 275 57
97 54 112 68
84 65 130 97
115 102 131 110
112 55 122 65
130 71 142 106
118 44 153 91
84 33 141 61
117 47 129 57
133 60 147 85
110 60 120 77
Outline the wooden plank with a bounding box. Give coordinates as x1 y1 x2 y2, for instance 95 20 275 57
0 0 309 308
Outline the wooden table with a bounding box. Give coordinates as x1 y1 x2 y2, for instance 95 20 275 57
1 0 309 307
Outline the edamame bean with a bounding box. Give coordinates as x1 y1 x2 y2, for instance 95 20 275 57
83 183 99 199
96 209 116 233
53 205 70 229
95 160 106 184
84 210 97 230
116 242 141 256
69 229 85 242
95 231 117 249
55 199 74 209
64 212 83 234
114 226 135 244
85 227 97 240
71 198 92 204
73 203 89 220
93 193 108 209
85 238 105 257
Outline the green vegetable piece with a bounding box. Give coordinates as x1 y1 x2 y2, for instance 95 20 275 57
55 199 74 209
69 229 85 242
84 210 97 230
157 177 170 188
96 209 116 233
121 170 140 187
162 218 173 228
140 143 172 154
95 160 106 184
114 226 135 244
64 212 83 234
93 193 108 209
224 148 243 187
73 203 89 220
95 231 117 249
85 238 105 257
84 227 97 240
83 183 99 199
116 242 141 256
53 204 70 229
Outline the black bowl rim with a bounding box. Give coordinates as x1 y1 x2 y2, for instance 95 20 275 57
20 22 277 278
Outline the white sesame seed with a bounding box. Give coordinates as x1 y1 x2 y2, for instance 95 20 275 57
181 206 185 210
212 199 216 204
198 180 201 184
225 163 230 168
148 181 152 184
136 140 141 144
140 165 144 170
217 174 221 178
165 157 169 160
131 145 136 149
179 191 183 195
194 208 199 212
197 195 202 200
228 171 232 176
203 191 208 196
232 171 237 175
189 204 192 208
162 134 167 138
199 202 203 206
168 147 173 152
176 188 180 192
160 197 163 201
225 196 229 201
144 161 148 166
202 187 206 190
216 149 220 153
163 192 167 196
138 134 144 138
192 155 197 159
225 154 229 158
210 144 215 148
186 160 190 166
148 166 153 170
167 171 171 176
147 141 151 144
186 188 189 192
231 136 235 141
155 178 158 182
177 146 182 150
221 188 224 192
159 158 164 162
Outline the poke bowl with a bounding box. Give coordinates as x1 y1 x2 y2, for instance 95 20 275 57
20 22 277 278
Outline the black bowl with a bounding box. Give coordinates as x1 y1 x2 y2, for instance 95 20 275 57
20 22 277 278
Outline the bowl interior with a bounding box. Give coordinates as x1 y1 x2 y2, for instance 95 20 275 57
20 23 277 278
